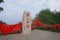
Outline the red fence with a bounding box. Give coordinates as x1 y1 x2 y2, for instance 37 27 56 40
0 22 22 35
33 19 60 30
0 19 60 35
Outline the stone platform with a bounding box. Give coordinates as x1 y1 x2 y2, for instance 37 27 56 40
0 30 60 40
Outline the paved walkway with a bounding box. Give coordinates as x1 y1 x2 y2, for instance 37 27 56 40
0 30 60 40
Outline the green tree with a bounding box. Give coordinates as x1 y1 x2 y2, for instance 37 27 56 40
35 9 56 25
54 12 60 24
0 0 4 12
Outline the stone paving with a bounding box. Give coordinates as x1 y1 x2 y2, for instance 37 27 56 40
0 30 60 40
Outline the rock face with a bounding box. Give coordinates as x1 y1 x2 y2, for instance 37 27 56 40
22 11 32 35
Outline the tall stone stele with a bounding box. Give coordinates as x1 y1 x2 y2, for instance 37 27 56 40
22 11 32 35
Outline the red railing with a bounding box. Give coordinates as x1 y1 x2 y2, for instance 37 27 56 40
0 22 22 35
0 19 60 35
33 19 60 30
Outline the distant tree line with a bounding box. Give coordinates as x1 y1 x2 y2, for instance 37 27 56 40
35 9 60 25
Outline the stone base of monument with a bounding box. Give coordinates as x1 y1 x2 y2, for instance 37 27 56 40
22 30 31 35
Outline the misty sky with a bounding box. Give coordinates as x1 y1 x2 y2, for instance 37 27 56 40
0 0 60 24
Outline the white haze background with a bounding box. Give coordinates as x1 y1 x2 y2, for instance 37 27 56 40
0 0 60 24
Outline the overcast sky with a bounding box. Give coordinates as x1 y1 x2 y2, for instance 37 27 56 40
0 0 60 24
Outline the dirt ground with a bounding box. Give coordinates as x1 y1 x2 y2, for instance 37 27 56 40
0 29 60 40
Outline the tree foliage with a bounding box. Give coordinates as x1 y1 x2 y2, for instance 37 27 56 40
0 0 4 12
0 0 4 3
35 9 60 25
54 12 60 24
